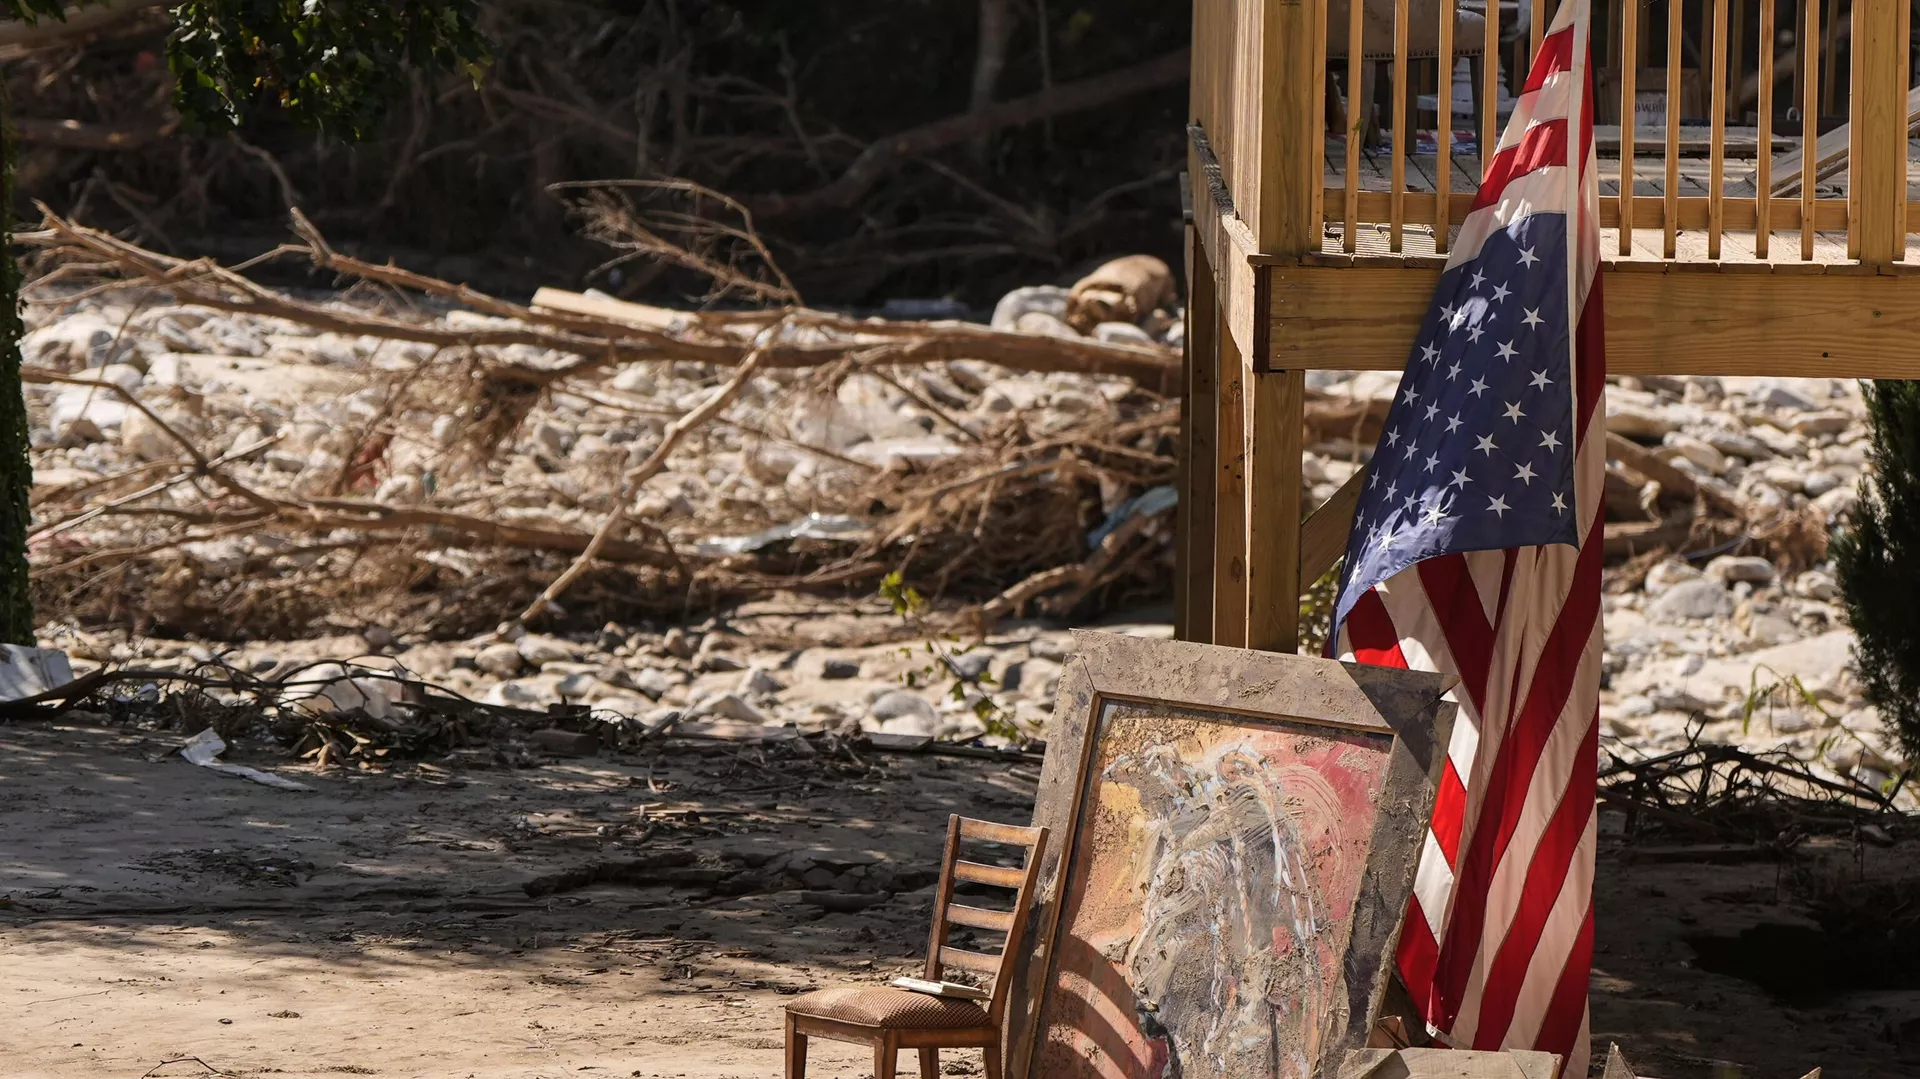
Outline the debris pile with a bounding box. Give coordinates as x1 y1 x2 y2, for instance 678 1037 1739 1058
15 210 1910 794
22 213 1187 643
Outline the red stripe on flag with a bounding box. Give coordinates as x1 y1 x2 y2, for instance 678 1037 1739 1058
1428 514 1605 1024
1468 715 1600 1049
1533 903 1596 1061
1522 28 1575 94
1395 906 1443 1023
1346 588 1413 670
1417 555 1493 712
1432 762 1468 865
1471 119 1569 212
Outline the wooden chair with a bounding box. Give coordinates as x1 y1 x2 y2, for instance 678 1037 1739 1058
783 815 1049 1079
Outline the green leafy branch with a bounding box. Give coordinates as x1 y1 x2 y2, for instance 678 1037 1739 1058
879 571 1019 742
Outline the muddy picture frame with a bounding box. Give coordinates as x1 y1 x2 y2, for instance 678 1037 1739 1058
1004 631 1455 1079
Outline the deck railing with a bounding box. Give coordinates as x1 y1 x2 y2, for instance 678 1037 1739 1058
1196 0 1915 264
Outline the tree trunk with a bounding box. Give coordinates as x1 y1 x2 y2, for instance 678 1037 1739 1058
0 81 36 644
968 0 1012 162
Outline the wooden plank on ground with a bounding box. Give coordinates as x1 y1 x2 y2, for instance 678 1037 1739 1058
529 287 688 331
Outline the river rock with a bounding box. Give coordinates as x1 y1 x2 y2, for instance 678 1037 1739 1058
740 667 785 695
475 642 524 677
990 285 1071 332
820 657 860 679
1790 409 1853 436
699 692 769 724
1012 311 1080 339
1092 321 1155 346
1650 578 1734 621
1664 433 1728 474
1705 555 1774 584
517 634 578 667
870 690 938 733
1643 559 1703 595
631 667 674 700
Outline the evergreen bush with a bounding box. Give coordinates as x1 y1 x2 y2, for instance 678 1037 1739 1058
1831 379 1920 762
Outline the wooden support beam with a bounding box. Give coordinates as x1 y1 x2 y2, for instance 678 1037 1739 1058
1271 263 1920 378
1236 0 1325 656
1245 370 1304 653
1300 467 1367 591
1188 125 1269 372
1182 226 1219 644
1850 0 1909 264
1213 303 1248 648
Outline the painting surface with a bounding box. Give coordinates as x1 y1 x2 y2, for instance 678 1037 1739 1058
1033 701 1397 1079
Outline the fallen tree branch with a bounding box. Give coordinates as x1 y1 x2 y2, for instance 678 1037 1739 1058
24 210 1180 385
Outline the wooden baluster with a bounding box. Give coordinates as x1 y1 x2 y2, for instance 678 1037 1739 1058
1801 0 1818 260
1709 0 1728 257
1533 0 1546 56
1620 0 1639 254
1731 0 1747 125
1820 0 1839 120
1757 0 1774 257
1665 0 1681 258
1437 0 1456 252
1392 0 1410 250
1485 0 1501 175
1345 0 1363 253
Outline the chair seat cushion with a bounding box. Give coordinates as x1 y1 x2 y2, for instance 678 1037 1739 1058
786 986 990 1030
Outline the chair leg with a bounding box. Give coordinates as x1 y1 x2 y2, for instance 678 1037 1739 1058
1467 56 1486 156
875 1035 898 1079
918 1047 939 1078
983 1044 1003 1079
784 1014 807 1079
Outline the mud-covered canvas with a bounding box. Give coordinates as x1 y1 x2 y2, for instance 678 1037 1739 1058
1032 700 1397 1079
1008 633 1449 1079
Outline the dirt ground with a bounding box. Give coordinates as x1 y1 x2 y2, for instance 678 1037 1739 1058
4 718 1918 1079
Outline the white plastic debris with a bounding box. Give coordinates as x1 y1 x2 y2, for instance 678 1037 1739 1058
180 729 313 791
0 645 74 702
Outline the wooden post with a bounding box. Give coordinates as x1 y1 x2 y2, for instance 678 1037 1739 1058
1241 0 1325 655
1214 317 1248 648
1851 0 1907 264
1246 370 1305 652
1182 227 1219 643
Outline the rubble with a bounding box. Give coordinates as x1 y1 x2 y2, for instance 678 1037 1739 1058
10 210 1908 797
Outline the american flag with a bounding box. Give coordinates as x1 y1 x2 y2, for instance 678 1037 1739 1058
1329 0 1602 1075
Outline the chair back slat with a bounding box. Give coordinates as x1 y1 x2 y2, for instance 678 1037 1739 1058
945 903 1015 933
957 818 1037 845
951 859 1025 888
922 814 1050 1026
938 945 1002 976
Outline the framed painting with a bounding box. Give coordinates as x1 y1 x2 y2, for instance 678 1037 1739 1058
1005 631 1454 1079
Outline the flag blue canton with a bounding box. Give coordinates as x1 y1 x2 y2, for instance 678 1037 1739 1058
1334 211 1580 624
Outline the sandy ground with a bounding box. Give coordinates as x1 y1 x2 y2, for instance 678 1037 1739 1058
4 718 1918 1079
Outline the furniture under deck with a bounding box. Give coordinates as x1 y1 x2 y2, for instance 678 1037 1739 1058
1180 0 1920 655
